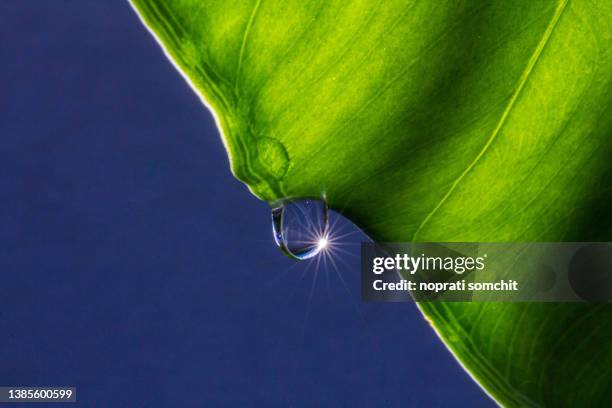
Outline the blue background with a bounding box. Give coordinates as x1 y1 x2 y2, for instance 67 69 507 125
0 2 491 407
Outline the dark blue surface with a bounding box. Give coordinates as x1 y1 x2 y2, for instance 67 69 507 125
0 2 492 407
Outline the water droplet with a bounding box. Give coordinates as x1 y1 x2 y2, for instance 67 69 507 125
271 198 329 260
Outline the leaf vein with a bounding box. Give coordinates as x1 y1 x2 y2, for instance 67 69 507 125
412 0 569 241
235 0 263 92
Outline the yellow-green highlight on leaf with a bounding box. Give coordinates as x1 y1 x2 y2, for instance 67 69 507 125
129 0 612 406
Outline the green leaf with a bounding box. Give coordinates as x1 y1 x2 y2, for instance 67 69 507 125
129 0 612 406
